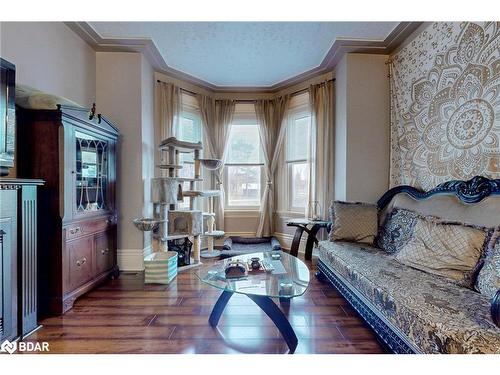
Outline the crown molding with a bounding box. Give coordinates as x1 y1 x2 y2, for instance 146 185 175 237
66 21 422 94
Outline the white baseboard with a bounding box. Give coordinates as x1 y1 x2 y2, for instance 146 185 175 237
224 231 257 237
214 231 308 255
121 232 311 268
118 245 152 271
273 232 308 254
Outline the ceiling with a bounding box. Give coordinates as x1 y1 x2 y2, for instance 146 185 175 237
88 22 401 89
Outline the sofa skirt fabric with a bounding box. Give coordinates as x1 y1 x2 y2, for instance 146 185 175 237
317 240 500 354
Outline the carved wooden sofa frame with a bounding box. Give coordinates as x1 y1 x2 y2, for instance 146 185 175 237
315 176 500 353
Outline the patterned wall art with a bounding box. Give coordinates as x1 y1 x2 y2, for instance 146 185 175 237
389 22 500 189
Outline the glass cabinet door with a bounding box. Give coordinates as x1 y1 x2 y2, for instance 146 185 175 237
75 131 109 213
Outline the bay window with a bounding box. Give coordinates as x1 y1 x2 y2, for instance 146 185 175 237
224 105 263 209
286 107 311 212
175 94 202 209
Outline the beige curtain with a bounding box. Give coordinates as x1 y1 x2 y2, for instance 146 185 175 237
158 82 181 140
197 94 235 230
255 96 290 237
308 80 335 220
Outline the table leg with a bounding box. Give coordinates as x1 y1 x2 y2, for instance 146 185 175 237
279 297 291 305
208 290 233 327
247 294 298 354
208 291 298 353
304 224 322 261
289 226 304 258
279 297 291 316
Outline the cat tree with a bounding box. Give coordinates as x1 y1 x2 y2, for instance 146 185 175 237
133 136 224 269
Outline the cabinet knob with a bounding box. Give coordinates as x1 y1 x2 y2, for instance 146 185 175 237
101 248 109 255
70 227 81 235
76 257 87 267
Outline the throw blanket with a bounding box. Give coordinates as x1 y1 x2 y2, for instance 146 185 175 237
15 84 81 110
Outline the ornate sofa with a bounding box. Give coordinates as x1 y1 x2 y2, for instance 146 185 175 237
316 176 500 354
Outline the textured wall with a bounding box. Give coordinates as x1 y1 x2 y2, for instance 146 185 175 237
390 22 500 189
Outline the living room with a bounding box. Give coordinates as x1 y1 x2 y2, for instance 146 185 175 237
0 0 499 372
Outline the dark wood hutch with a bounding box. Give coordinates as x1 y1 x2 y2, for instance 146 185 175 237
17 104 119 316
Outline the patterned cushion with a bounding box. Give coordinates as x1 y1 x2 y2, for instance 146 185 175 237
377 208 418 254
394 217 491 288
476 233 500 299
329 201 378 245
318 240 500 354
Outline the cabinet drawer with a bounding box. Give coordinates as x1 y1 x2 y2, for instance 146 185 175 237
65 216 115 240
95 231 113 275
67 237 93 291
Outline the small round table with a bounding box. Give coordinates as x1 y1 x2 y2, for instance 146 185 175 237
286 218 330 260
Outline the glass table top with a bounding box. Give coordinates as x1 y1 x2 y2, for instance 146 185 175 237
286 218 330 226
196 251 310 299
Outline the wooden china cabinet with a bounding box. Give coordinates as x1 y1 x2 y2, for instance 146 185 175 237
16 105 119 316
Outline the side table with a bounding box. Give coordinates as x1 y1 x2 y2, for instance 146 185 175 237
286 218 330 260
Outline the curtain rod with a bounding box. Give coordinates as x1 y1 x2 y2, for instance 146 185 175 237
156 77 335 102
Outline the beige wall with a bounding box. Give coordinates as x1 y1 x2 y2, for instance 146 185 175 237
96 52 155 271
334 53 390 204
346 54 390 202
0 22 96 106
141 55 156 256
334 57 348 201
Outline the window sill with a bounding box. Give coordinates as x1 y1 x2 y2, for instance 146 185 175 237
275 210 306 219
224 209 261 218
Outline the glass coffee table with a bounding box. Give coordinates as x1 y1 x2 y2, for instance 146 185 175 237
196 251 310 353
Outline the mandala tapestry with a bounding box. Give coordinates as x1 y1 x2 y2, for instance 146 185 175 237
390 22 500 189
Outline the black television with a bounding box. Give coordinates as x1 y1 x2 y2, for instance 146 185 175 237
0 58 15 176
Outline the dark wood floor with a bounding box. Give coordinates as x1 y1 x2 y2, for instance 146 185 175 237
26 257 385 354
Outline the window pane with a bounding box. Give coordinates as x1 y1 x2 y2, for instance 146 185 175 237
177 115 201 164
287 115 310 161
177 181 191 210
291 162 309 208
226 124 261 164
178 116 200 143
178 162 194 179
227 165 261 206
178 163 194 209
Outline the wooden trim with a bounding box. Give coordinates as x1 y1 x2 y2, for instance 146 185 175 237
492 289 500 328
377 176 500 209
66 21 422 93
0 178 44 186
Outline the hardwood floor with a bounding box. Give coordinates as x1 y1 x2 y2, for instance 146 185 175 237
26 257 386 354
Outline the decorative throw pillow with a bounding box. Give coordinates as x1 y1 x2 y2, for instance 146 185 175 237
475 232 500 299
377 208 419 254
329 201 378 245
394 217 492 288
